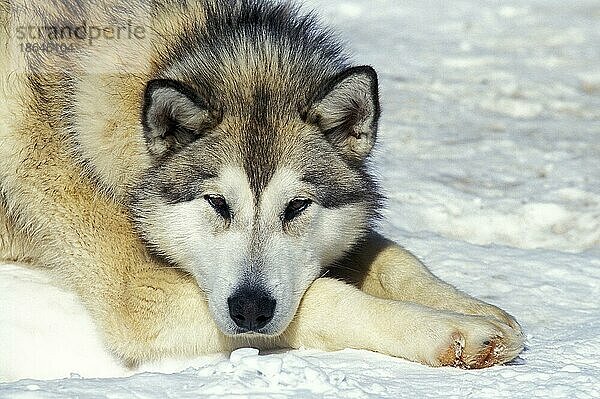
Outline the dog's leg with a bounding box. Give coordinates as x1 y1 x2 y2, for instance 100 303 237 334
1 154 235 368
3 189 235 367
329 232 521 332
100 263 235 367
283 277 524 368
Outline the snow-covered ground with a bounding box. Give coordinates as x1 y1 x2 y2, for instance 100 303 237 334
1 0 599 397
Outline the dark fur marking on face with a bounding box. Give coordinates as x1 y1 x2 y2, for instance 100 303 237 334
157 166 219 205
301 166 382 213
158 172 217 205
130 136 223 206
239 83 281 200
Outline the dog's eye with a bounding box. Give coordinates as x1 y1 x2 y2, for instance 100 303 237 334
204 194 231 219
283 198 312 222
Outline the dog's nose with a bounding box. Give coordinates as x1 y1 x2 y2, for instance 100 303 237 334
227 289 276 332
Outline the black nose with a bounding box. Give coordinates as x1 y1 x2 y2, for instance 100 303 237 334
227 289 276 332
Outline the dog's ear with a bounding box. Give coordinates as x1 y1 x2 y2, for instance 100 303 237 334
142 79 220 159
304 65 380 161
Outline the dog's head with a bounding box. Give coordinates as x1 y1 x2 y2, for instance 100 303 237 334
131 53 381 335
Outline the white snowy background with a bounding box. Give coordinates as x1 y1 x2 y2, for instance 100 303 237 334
1 0 599 397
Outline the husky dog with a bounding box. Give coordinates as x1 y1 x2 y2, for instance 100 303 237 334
0 0 523 369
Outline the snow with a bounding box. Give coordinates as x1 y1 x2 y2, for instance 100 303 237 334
1 0 599 397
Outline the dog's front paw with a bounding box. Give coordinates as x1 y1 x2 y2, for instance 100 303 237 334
460 301 523 335
433 315 524 369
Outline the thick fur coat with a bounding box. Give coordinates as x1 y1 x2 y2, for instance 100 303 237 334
0 0 523 368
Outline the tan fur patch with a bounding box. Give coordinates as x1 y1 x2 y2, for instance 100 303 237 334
470 337 503 369
437 332 465 367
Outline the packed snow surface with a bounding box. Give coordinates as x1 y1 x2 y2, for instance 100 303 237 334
1 0 599 397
